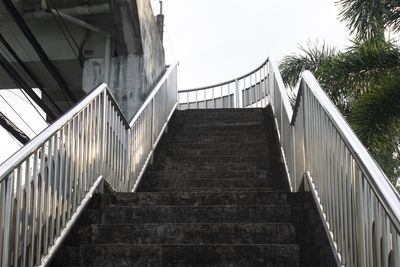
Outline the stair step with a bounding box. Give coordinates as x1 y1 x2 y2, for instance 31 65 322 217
156 155 272 163
171 128 270 136
138 178 283 191
144 169 280 179
170 135 269 144
170 123 271 133
172 113 265 122
171 120 267 128
102 205 292 223
55 244 299 267
152 161 277 171
163 148 270 157
92 223 296 244
162 142 273 150
105 192 289 206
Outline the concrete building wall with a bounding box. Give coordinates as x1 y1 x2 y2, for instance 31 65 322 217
83 0 165 120
83 55 144 119
136 0 165 91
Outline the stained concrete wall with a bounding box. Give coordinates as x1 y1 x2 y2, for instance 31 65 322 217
83 0 165 120
136 0 165 91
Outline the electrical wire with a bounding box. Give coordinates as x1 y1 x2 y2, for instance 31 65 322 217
7 89 30 104
5 130 23 147
10 30 71 106
19 89 48 123
0 94 37 135
46 0 81 61
0 43 50 122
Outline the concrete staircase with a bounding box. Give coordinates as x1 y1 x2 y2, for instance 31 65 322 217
51 108 335 266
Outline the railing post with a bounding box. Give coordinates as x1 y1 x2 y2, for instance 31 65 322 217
101 90 108 179
150 99 155 164
235 79 240 108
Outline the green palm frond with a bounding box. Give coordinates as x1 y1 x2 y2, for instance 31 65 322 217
348 73 400 182
316 40 400 114
279 41 337 87
337 0 400 41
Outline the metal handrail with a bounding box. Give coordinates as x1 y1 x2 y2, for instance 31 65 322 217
0 62 178 267
179 59 269 92
300 71 400 230
267 58 400 266
179 58 400 266
178 60 269 110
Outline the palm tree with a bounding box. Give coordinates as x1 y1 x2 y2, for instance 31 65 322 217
279 0 400 186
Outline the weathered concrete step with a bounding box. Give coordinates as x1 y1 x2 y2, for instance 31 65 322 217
169 123 270 133
144 169 280 179
175 108 265 114
171 128 271 136
173 111 265 120
170 135 269 144
101 205 292 224
92 223 296 245
156 155 271 164
174 108 265 116
139 178 284 191
138 187 285 192
162 148 270 157
152 161 277 171
105 192 289 206
160 142 273 150
171 120 267 128
53 244 299 267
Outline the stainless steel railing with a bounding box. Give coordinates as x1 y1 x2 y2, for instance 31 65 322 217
178 60 269 109
0 62 178 267
180 58 400 266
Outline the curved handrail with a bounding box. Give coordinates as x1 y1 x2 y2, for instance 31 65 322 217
179 59 268 92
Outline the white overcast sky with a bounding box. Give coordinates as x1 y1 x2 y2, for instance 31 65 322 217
151 0 351 89
0 0 351 163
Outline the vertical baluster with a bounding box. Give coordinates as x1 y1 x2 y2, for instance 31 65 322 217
74 115 81 212
212 87 215 108
43 137 53 258
204 89 207 109
2 171 13 267
62 124 70 228
70 119 77 218
30 152 39 265
195 91 198 109
13 167 22 266
391 224 399 267
21 159 30 266
186 92 189 110
50 133 59 247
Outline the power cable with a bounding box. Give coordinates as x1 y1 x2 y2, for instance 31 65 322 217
0 33 63 114
46 0 81 61
1 0 76 104
0 94 37 135
9 30 71 110
7 89 30 104
19 89 48 123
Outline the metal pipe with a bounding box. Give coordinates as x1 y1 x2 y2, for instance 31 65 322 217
0 52 58 120
45 9 112 84
49 9 109 36
0 33 63 114
0 111 30 144
24 4 110 19
1 0 76 103
104 36 111 84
